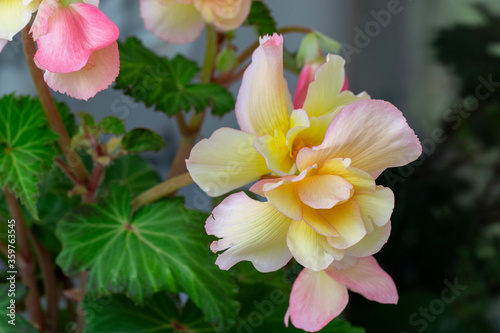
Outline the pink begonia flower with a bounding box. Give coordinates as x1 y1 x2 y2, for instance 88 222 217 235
30 0 119 100
0 0 40 41
188 34 421 273
140 0 252 44
285 256 398 332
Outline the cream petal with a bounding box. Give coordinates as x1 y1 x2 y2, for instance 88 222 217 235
235 33 292 136
287 268 348 332
318 158 375 193
297 174 353 209
195 0 251 31
328 256 398 304
262 181 302 222
354 186 394 227
287 221 344 271
345 222 391 257
186 127 269 197
43 42 120 100
296 99 422 175
140 0 205 44
321 200 366 249
207 192 292 272
0 0 39 40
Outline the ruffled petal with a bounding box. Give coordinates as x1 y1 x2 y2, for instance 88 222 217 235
287 268 348 332
297 174 353 209
140 0 205 44
34 2 119 73
186 127 269 197
43 42 120 100
328 256 398 304
321 200 366 249
354 186 394 227
261 180 303 222
345 222 391 257
318 158 375 193
31 0 57 40
287 221 343 271
235 33 292 136
296 99 422 175
207 192 292 272
0 0 39 40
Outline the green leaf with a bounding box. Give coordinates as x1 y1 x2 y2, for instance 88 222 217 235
245 1 278 36
56 186 239 330
83 293 216 333
122 128 165 153
116 37 235 116
0 95 59 219
77 111 96 126
216 47 239 72
101 155 161 197
98 116 125 135
0 284 40 333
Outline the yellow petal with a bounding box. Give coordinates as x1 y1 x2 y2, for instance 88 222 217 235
321 200 366 249
319 158 375 193
0 0 39 40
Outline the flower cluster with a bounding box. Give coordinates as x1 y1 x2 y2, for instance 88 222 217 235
1 0 119 100
186 33 422 331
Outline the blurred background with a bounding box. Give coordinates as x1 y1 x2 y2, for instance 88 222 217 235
1 0 499 332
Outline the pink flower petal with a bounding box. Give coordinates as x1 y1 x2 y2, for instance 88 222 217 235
34 2 119 73
207 192 292 272
287 268 349 332
43 41 119 100
140 0 205 44
235 33 292 136
293 62 321 109
186 127 269 197
31 0 58 41
328 256 398 304
296 99 422 176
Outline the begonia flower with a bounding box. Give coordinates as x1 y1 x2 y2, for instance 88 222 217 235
30 0 119 100
286 256 398 332
187 34 368 197
188 34 422 274
139 0 252 44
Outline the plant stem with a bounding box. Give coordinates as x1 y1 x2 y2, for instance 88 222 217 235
28 229 59 333
4 190 45 331
132 172 194 210
21 25 89 184
167 26 217 179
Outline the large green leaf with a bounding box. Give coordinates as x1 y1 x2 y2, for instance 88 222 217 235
122 128 165 153
0 284 39 333
83 293 216 333
116 37 235 116
0 95 59 219
56 186 239 330
101 155 161 196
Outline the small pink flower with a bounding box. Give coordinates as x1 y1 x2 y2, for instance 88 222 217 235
31 0 119 100
286 256 398 332
140 0 252 44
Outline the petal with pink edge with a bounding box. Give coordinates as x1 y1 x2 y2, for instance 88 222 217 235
298 174 353 209
296 99 422 175
186 128 269 197
287 268 348 332
34 2 119 73
328 256 398 304
31 0 57 40
235 33 292 136
140 0 205 44
345 222 391 257
293 62 321 109
287 221 344 271
354 186 394 227
207 192 292 272
43 42 120 101
0 0 39 40
321 200 366 249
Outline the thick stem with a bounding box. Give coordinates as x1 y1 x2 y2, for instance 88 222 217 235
132 172 194 210
29 230 59 333
4 190 45 331
21 25 89 184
